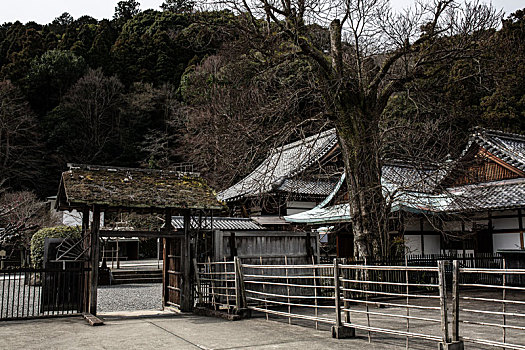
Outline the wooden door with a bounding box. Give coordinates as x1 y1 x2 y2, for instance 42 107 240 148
163 237 183 309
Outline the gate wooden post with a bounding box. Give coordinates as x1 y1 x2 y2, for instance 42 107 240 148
89 205 101 316
331 258 354 339
452 260 460 342
234 256 247 312
180 209 193 312
81 207 90 313
438 260 463 350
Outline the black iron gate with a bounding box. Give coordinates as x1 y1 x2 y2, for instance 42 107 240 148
0 266 85 321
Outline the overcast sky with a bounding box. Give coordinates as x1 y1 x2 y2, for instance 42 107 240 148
0 0 522 25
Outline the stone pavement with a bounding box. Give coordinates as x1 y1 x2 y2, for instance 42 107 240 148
0 310 436 350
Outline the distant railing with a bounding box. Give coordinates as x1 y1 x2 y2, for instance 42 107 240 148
0 267 85 321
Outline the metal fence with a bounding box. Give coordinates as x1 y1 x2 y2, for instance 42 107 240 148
195 256 525 349
0 267 85 321
455 261 525 350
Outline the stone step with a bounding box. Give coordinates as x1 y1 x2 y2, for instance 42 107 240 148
111 277 162 284
111 269 162 276
111 269 162 284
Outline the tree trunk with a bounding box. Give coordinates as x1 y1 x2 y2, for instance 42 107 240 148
336 107 387 260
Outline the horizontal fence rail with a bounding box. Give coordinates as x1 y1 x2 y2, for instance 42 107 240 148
243 257 335 329
456 261 525 350
194 256 525 349
337 260 444 346
0 267 85 321
194 258 237 313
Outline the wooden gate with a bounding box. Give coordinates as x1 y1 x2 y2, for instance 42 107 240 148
163 237 183 309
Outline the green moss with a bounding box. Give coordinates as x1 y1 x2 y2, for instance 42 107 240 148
30 226 82 268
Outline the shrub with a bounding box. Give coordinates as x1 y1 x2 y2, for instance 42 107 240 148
30 226 81 268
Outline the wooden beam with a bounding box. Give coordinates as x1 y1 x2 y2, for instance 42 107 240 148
81 207 90 313
519 209 524 249
479 148 525 177
229 231 237 260
162 208 172 308
83 313 104 326
89 205 101 316
99 230 183 238
162 238 168 308
181 209 192 312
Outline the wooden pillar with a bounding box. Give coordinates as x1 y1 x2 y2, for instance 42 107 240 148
419 217 425 256
181 209 192 311
162 237 168 307
89 205 101 315
305 230 313 259
229 232 237 260
81 207 90 313
519 209 524 249
162 208 172 308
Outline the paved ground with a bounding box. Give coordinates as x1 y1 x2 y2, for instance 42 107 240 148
0 311 436 350
97 283 162 312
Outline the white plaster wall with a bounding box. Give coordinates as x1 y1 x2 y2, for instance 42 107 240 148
423 235 441 255
286 201 316 215
404 235 422 254
62 210 82 226
62 210 105 227
492 233 522 252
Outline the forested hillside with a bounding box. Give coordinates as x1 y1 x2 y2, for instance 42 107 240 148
0 0 524 197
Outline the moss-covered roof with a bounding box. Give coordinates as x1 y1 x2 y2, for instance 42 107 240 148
57 164 223 211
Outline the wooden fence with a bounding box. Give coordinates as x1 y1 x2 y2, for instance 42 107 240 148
212 230 318 265
194 257 525 349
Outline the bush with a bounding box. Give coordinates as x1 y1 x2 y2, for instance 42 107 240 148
30 226 81 268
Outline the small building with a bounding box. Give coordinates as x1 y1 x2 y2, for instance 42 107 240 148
218 129 342 227
285 128 525 257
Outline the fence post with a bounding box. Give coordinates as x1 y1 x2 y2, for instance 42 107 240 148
331 258 355 339
452 260 460 342
438 260 463 350
234 256 249 318
193 258 202 306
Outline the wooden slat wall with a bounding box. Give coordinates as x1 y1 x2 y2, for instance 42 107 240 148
213 230 318 265
453 160 519 186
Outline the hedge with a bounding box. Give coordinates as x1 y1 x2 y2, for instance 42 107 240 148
30 226 81 268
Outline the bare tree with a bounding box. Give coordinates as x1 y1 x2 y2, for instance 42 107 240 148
0 81 42 192
58 68 124 163
206 0 500 259
0 191 59 265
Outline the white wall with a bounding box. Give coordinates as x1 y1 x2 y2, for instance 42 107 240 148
493 233 522 252
286 201 316 215
62 209 105 227
404 235 422 254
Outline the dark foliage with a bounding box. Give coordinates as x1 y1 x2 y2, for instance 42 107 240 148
0 6 523 201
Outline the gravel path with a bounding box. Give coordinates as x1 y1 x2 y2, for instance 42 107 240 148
97 283 162 312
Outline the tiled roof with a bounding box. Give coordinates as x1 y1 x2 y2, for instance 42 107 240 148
218 129 338 202
171 216 263 230
57 164 223 210
382 161 446 193
285 178 525 224
277 178 339 196
467 128 525 172
446 178 525 212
